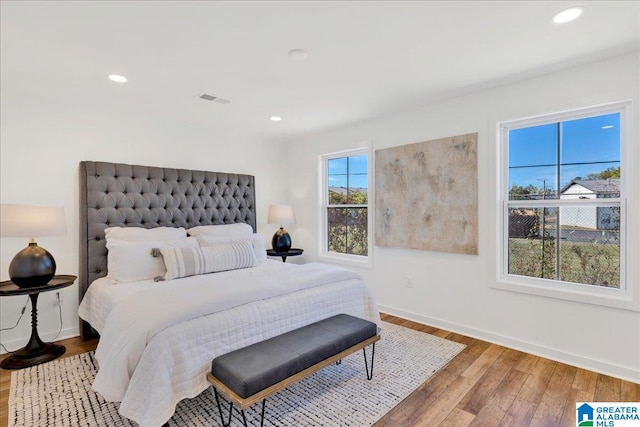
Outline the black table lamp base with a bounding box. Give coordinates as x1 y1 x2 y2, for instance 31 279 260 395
9 242 56 288
272 227 292 253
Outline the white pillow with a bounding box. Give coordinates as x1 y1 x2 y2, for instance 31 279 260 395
106 237 198 283
155 240 257 281
196 233 267 263
187 223 253 237
105 226 187 242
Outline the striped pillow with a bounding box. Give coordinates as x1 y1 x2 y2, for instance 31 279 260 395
154 240 257 281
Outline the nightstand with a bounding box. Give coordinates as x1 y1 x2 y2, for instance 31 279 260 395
266 248 304 262
0 275 76 370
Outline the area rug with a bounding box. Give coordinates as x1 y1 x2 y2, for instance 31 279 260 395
8 321 465 426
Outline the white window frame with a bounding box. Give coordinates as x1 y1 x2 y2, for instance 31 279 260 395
495 100 637 311
318 145 373 268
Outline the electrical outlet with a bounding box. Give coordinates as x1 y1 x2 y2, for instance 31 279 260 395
405 276 414 288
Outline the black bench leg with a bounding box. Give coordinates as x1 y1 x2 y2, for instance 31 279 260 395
362 342 376 380
212 387 234 426
259 398 267 427
238 400 267 427
210 387 267 427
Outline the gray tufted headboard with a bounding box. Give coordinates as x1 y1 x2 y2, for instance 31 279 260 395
79 161 256 339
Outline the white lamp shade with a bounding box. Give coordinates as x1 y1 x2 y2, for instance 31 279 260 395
267 204 296 225
1 204 67 238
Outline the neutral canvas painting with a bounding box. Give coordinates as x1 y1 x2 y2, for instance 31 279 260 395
375 132 478 255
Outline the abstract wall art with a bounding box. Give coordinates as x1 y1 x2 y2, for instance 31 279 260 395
375 132 478 255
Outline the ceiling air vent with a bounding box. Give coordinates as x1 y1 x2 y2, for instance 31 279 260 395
199 93 231 104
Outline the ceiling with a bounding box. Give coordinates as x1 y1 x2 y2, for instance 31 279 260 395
1 1 638 143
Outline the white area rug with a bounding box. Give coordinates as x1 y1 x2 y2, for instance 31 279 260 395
9 322 465 426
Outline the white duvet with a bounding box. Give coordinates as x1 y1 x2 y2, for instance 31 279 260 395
78 260 380 427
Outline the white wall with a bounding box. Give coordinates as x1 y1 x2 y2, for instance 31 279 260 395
286 52 640 382
0 84 286 351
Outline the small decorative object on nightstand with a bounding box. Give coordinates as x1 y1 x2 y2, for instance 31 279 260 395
0 275 76 370
0 204 67 288
267 248 304 263
267 204 296 253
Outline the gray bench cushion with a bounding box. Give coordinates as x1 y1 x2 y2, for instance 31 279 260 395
211 314 377 398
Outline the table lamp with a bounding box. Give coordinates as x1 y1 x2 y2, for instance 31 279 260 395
0 204 66 288
267 204 295 253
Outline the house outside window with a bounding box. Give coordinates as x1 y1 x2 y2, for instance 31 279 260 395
497 101 633 309
319 147 372 267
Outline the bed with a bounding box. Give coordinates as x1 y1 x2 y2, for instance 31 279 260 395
77 161 381 427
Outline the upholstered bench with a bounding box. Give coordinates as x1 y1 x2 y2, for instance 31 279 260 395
207 314 380 427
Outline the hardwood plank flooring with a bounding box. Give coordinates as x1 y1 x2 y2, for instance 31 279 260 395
375 315 639 427
1 314 638 427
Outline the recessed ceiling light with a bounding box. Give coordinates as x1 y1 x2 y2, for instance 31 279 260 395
288 49 308 61
553 7 584 24
108 74 128 83
602 125 614 129
270 116 282 122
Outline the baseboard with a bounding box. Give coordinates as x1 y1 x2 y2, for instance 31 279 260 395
379 304 640 384
0 326 79 355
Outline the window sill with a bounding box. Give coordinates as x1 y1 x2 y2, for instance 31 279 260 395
492 276 638 312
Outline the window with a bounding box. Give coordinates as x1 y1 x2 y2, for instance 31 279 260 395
497 102 633 309
319 147 372 266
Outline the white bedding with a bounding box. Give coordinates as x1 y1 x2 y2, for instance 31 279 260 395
78 260 380 427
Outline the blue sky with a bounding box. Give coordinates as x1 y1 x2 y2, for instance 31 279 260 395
328 154 368 188
509 112 620 192
328 113 620 194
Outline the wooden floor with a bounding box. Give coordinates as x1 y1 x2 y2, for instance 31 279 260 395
1 314 638 427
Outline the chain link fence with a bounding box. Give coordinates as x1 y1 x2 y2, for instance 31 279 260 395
508 206 620 288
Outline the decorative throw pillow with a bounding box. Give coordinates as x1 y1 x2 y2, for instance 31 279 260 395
155 240 257 281
196 233 267 263
186 223 253 237
106 237 198 283
105 226 187 242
